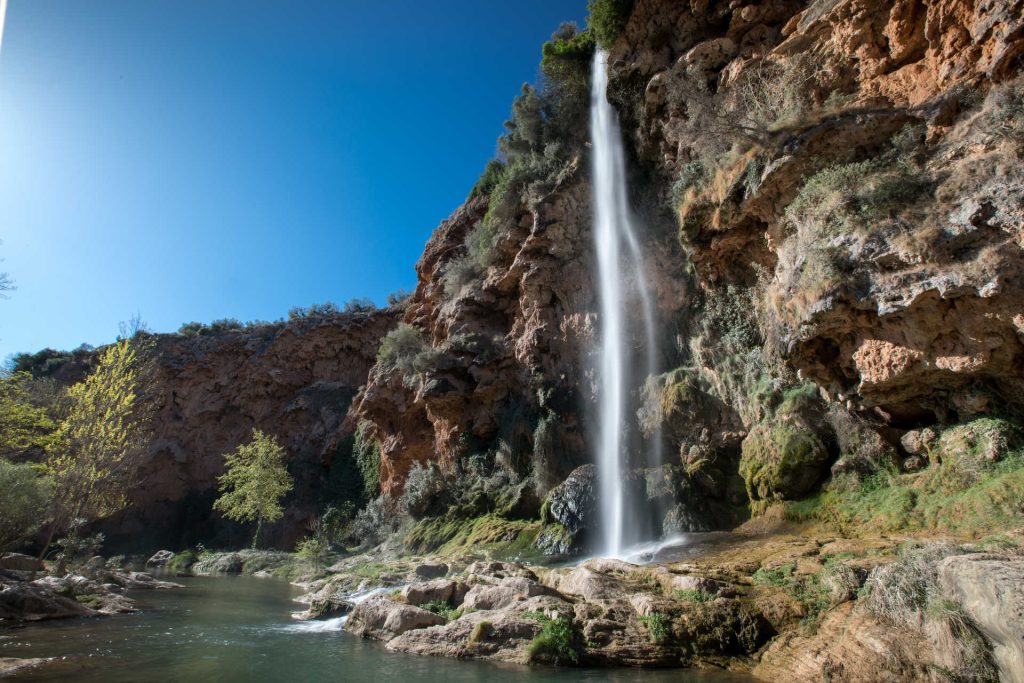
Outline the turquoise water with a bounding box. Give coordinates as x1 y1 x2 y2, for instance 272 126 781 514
1 576 753 682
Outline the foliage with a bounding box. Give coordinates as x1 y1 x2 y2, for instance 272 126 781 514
289 301 340 320
784 419 1024 536
638 611 671 644
586 0 633 49
0 457 52 550
350 495 402 548
353 421 381 499
401 462 446 519
468 159 507 200
8 346 93 379
386 289 412 307
117 312 151 341
376 323 443 385
468 620 492 644
862 542 999 681
524 610 579 665
41 339 153 560
213 429 294 548
295 535 330 571
421 599 460 621
0 371 56 457
404 514 541 557
52 519 105 573
983 79 1024 142
674 589 713 603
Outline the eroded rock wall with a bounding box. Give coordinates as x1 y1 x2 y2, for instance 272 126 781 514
98 310 400 551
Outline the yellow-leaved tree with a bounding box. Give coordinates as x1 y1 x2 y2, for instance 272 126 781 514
35 339 153 574
213 429 293 549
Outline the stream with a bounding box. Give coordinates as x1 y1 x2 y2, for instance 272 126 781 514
1 575 753 682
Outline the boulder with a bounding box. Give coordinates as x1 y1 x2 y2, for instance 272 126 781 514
0 580 97 621
346 595 447 641
400 579 468 607
146 550 176 567
0 554 43 572
414 562 448 579
740 417 829 501
545 465 597 538
937 554 1024 683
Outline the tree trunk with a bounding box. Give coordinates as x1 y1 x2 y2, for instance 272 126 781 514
30 524 57 582
252 518 263 550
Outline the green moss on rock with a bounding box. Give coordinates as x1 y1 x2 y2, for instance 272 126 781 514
740 417 829 502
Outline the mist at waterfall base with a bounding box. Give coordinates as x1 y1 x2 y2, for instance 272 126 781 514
590 49 665 559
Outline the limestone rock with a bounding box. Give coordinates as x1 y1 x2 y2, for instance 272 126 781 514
145 550 175 567
937 554 1024 683
345 595 447 640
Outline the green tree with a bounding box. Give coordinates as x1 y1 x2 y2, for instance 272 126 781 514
36 339 153 575
213 429 294 548
0 458 52 551
0 371 56 458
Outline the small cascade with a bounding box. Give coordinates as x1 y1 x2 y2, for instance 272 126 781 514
590 48 661 558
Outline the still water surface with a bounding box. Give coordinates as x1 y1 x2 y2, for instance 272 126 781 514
1 575 753 682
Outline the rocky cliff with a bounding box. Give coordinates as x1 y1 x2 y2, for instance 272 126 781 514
352 0 1023 552
96 309 400 551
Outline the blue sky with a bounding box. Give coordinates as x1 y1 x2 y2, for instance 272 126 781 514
0 0 587 360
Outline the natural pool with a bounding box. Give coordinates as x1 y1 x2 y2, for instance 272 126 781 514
1 575 754 682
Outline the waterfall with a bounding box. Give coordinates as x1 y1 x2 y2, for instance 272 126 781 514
590 49 661 558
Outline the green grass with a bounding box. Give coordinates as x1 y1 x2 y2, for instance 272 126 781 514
752 562 830 631
637 612 672 644
421 599 461 621
674 589 714 603
782 420 1024 537
404 514 541 558
524 611 579 665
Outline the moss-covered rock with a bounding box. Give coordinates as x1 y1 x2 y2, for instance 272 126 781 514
934 418 1022 465
740 416 829 502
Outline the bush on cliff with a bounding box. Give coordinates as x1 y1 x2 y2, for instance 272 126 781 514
586 0 633 49
376 323 443 385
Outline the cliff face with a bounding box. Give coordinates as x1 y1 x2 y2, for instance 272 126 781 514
352 0 1023 543
99 310 400 550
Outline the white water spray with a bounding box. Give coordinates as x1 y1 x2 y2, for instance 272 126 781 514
591 49 661 558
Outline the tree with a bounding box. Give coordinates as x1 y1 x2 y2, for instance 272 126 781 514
213 429 294 549
0 371 56 458
0 458 51 551
35 339 153 575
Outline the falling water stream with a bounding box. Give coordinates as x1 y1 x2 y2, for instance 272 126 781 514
591 49 661 558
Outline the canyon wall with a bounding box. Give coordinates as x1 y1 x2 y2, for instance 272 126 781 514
97 310 400 551
352 0 1024 543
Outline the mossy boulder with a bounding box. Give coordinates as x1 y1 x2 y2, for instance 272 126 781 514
740 417 829 502
935 418 1022 464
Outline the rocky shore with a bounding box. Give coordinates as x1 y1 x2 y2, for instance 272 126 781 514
298 530 1024 682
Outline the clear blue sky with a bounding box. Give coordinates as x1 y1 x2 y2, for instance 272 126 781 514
0 0 587 360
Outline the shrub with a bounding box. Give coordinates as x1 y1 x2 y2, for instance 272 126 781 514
401 462 446 519
296 535 329 571
376 323 443 384
587 0 633 49
353 421 381 499
386 289 412 307
983 80 1024 142
208 318 244 334
524 610 579 664
468 160 507 201
468 620 492 644
0 458 51 550
421 599 460 621
638 612 671 644
350 495 401 548
343 298 376 315
674 589 713 603
862 543 999 681
177 321 205 337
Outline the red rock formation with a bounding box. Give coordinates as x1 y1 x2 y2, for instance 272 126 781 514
99 310 399 549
